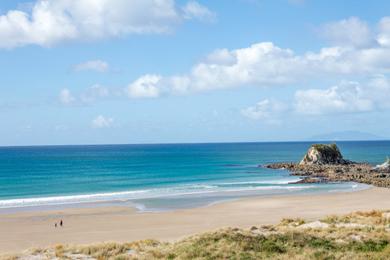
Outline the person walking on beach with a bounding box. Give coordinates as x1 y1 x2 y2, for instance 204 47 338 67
60 219 63 227
55 222 57 228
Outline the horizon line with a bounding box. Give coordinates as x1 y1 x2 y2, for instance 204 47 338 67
1 139 390 148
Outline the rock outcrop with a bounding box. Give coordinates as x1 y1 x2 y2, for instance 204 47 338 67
265 144 390 188
374 157 390 172
299 144 350 165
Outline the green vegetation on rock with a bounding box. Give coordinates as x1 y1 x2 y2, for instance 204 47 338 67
300 143 349 165
312 143 342 157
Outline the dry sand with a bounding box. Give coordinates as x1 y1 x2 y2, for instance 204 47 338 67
1 187 390 254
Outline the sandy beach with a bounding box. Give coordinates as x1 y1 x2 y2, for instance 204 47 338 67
1 187 390 254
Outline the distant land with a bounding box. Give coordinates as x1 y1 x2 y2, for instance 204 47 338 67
308 131 387 141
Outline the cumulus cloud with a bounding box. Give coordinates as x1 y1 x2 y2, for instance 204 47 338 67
125 40 390 99
241 99 288 122
294 75 390 115
53 14 390 121
320 17 373 48
120 16 390 100
365 74 390 108
125 42 305 98
126 74 162 98
182 1 216 22
91 115 114 128
59 84 110 105
294 81 373 115
377 17 390 47
73 60 109 73
59 88 75 104
0 0 213 48
242 75 390 120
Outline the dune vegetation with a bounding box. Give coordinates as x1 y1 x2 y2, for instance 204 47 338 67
3 210 390 260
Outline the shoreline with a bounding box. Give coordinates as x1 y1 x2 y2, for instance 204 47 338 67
2 186 390 254
0 181 369 215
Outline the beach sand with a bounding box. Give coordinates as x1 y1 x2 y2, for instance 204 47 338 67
1 187 390 254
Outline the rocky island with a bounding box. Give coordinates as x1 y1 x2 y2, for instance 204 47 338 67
266 143 390 187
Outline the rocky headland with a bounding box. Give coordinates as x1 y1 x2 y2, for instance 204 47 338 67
266 143 390 187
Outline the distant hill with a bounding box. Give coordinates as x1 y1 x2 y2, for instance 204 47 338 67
308 131 387 141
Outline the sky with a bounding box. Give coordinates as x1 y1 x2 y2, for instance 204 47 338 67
0 0 390 146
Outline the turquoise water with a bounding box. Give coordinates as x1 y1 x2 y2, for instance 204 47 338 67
0 141 388 211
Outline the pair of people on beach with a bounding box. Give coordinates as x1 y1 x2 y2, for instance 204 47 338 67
54 219 63 228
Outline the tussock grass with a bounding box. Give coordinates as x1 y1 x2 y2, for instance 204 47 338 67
3 210 390 260
279 218 306 226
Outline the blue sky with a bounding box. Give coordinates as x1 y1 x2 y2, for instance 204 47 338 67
0 0 390 145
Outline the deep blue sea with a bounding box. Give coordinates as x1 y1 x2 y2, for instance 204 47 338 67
0 141 388 212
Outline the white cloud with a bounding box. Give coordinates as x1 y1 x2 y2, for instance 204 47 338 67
125 42 305 98
0 0 214 48
74 60 109 72
125 32 390 99
59 84 111 105
50 14 390 120
59 88 75 104
205 48 237 65
121 16 390 100
294 75 390 115
243 75 390 119
377 17 390 47
182 1 216 22
320 17 373 48
241 99 287 121
189 42 303 90
91 115 114 128
365 74 390 108
294 81 373 115
126 74 162 98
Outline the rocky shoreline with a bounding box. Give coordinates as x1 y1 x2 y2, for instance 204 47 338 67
266 162 390 187
265 144 390 188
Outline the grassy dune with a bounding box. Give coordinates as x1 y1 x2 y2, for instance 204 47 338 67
3 210 390 259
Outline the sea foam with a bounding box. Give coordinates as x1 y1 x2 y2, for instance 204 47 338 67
0 182 315 209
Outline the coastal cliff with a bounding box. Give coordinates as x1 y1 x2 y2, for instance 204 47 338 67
266 144 390 187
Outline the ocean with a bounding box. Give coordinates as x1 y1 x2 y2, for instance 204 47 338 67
0 141 388 212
